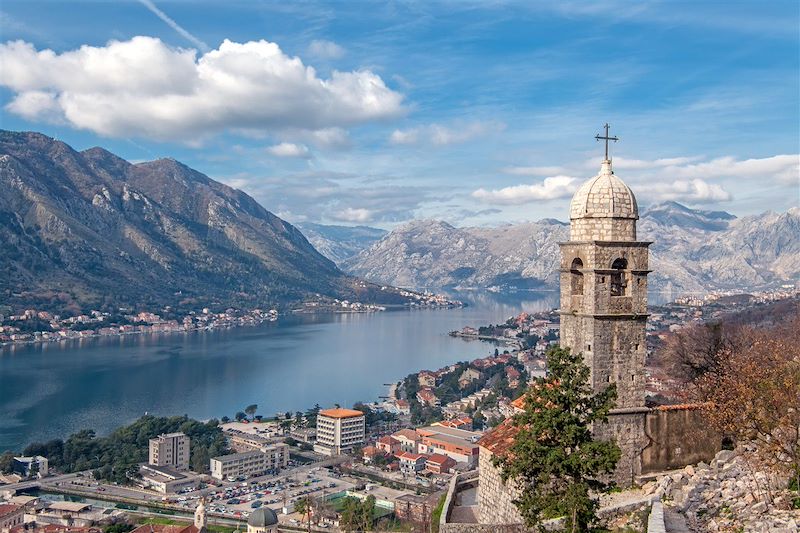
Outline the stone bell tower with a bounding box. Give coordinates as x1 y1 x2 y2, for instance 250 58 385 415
558 125 651 483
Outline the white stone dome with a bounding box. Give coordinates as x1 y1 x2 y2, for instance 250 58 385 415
569 160 638 220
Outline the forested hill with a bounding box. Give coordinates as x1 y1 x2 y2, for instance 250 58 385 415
0 415 228 482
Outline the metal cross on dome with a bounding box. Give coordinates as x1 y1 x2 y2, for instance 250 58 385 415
595 123 619 160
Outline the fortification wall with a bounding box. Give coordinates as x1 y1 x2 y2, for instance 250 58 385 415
641 405 721 474
476 448 524 524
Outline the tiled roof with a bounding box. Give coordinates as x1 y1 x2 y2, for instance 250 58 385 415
393 429 420 441
319 408 364 419
426 453 454 465
0 504 22 518
398 452 426 461
477 418 520 457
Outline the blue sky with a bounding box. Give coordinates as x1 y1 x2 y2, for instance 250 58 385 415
1 1 798 227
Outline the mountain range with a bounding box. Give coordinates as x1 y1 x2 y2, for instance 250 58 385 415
0 131 406 313
2 130 796 313
335 202 799 295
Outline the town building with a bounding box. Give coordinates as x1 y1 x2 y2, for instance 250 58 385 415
391 429 421 453
416 388 439 406
376 435 400 455
138 464 202 494
34 502 104 527
313 408 365 456
209 443 289 480
417 426 481 467
433 417 473 431
12 455 48 478
426 453 456 474
397 452 427 475
148 432 190 471
0 504 24 530
227 432 273 453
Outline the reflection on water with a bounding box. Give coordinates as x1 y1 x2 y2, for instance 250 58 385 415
0 289 673 450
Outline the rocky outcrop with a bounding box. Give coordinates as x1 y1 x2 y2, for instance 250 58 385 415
644 448 800 532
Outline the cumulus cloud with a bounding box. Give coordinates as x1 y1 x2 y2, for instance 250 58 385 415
389 121 505 146
266 142 310 158
307 39 345 60
665 155 799 185
0 37 405 141
472 175 579 205
646 179 732 202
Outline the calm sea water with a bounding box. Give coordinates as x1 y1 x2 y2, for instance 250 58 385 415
0 290 675 451
0 291 563 451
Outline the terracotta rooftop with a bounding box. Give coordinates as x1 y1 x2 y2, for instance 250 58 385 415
477 418 520 457
426 453 454 465
0 504 22 518
318 408 364 419
393 428 420 441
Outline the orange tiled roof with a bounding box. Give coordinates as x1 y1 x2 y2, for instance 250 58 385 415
426 453 454 465
478 418 520 457
510 396 526 410
319 408 364 419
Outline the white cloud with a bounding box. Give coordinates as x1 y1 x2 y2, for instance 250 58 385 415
472 175 579 205
665 155 799 185
332 207 375 223
389 121 505 146
266 142 310 158
389 128 419 145
646 179 732 202
306 127 351 149
307 39 345 60
0 37 405 142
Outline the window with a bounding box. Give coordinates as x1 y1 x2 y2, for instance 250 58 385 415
570 258 584 295
610 258 628 296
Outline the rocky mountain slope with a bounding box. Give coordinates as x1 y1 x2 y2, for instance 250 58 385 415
342 202 800 294
0 131 404 313
297 223 386 264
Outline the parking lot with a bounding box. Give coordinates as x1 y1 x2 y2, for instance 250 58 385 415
169 463 355 520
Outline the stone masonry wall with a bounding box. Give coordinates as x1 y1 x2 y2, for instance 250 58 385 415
477 448 524 525
594 410 649 486
571 217 636 241
642 407 721 474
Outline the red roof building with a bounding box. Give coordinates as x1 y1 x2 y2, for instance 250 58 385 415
425 453 456 474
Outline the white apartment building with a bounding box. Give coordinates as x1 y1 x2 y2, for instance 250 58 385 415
149 432 190 470
313 408 365 456
210 443 289 481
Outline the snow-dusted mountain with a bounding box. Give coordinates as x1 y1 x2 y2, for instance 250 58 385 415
338 202 800 295
297 223 387 265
